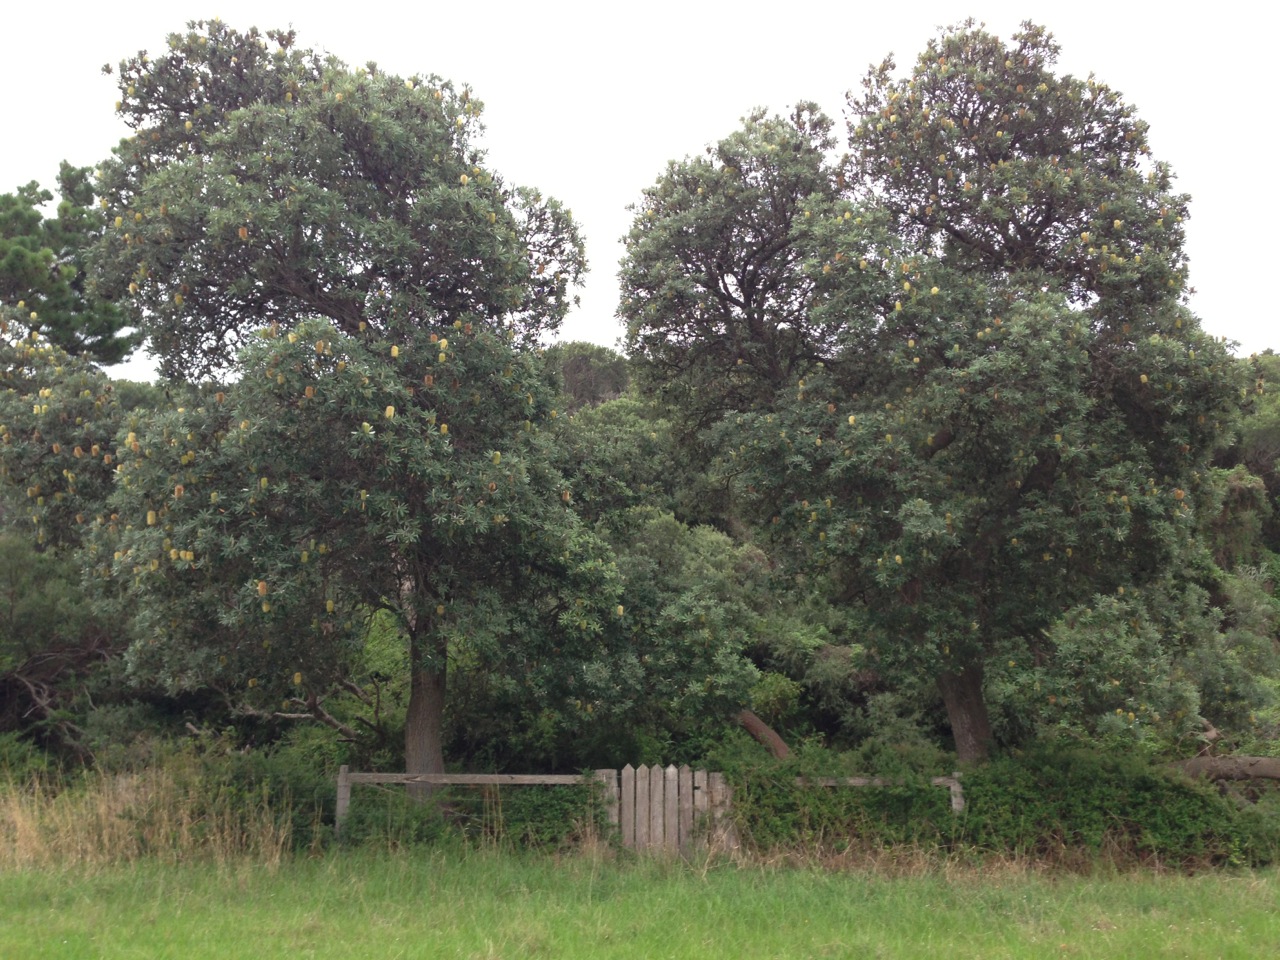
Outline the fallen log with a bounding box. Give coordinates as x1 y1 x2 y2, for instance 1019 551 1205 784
736 708 791 760
1171 755 1280 783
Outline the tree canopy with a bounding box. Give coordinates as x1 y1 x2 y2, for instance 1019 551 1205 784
621 21 1245 761
0 166 138 365
620 104 848 430
94 19 583 380
847 21 1188 323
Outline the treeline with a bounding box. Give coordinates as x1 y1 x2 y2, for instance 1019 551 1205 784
1 20 1278 818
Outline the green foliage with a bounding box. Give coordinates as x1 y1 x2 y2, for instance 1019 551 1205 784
0 534 95 671
91 319 621 772
712 740 956 850
95 19 583 380
0 335 125 751
589 510 764 760
0 311 128 550
621 21 1250 761
621 103 845 432
445 507 764 770
848 21 1189 323
0 165 137 364
555 395 733 530
544 341 629 409
554 396 680 528
1198 465 1273 568
962 746 1280 866
0 731 50 779
334 787 451 848
0 533 119 756
331 776 606 851
470 782 607 849
1180 570 1280 742
716 741 1279 866
74 18 616 779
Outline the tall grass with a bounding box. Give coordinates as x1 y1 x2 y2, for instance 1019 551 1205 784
0 765 294 870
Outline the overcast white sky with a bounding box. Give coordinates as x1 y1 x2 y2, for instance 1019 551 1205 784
3 2 1271 380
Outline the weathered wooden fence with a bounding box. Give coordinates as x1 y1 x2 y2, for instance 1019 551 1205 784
334 765 963 854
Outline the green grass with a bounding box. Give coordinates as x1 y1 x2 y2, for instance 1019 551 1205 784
1 850 1277 959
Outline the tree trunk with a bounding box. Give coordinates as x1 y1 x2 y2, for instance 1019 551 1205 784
736 708 791 760
405 633 446 801
937 665 993 763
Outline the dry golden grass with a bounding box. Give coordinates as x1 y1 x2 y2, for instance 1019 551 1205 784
0 766 292 870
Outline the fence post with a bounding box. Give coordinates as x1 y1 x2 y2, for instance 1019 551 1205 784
335 764 351 837
593 769 619 838
706 771 739 851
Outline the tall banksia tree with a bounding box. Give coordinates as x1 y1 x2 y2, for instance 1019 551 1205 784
88 21 609 783
622 23 1245 761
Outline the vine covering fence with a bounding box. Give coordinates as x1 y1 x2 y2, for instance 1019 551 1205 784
334 764 962 854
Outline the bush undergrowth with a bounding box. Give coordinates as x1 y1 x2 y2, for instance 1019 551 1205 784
715 742 1280 868
4 733 1277 870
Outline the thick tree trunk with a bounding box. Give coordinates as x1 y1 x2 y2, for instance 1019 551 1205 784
405 634 446 801
736 708 791 760
937 665 993 763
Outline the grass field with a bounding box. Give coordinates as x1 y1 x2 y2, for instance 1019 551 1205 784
1 850 1276 960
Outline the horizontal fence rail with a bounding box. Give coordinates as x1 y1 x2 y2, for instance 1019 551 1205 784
333 768 601 838
334 765 964 851
796 775 966 813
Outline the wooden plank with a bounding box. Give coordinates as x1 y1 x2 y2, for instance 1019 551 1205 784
621 765 636 848
648 764 666 851
594 769 619 832
344 773 584 785
335 765 351 837
663 765 679 853
693 769 709 851
677 765 693 854
634 764 650 850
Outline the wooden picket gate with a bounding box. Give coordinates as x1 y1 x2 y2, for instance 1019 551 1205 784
597 764 736 855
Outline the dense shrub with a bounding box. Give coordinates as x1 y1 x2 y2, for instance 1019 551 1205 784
718 742 1280 867
961 746 1280 866
338 779 608 851
0 731 50 780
